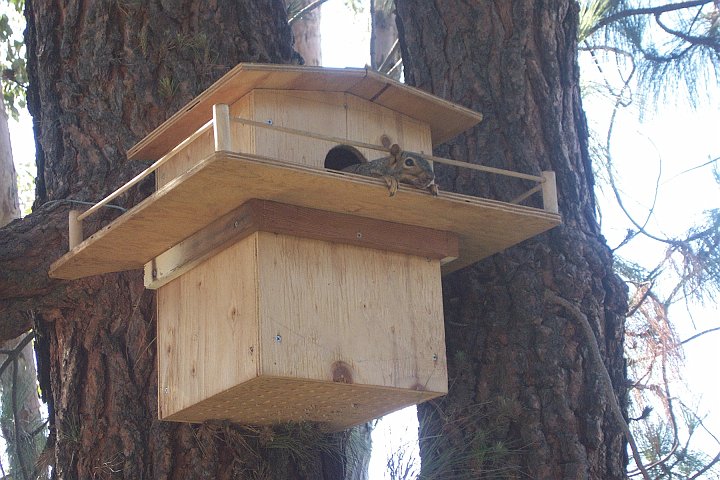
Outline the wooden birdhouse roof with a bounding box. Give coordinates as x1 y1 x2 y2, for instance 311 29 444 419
127 63 484 161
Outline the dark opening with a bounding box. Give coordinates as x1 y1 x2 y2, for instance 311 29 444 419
324 145 367 171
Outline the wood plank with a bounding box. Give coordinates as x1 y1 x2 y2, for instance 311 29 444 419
157 233 260 419
256 233 448 393
145 199 459 290
49 151 561 280
252 90 347 168
345 93 432 160
155 125 214 188
161 376 442 431
352 70 484 145
157 231 447 428
127 63 483 161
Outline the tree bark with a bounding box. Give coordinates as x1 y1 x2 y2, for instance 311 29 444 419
287 0 322 66
395 1 628 478
0 1 357 478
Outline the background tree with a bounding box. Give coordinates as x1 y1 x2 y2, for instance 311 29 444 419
395 1 629 478
287 0 323 66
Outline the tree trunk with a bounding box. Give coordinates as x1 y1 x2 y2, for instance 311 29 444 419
0 1 356 478
370 0 399 76
287 0 322 66
395 1 628 478
0 87 19 226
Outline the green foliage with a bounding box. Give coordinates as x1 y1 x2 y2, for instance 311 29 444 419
632 404 720 479
385 403 521 480
579 0 612 42
158 76 179 99
0 0 27 120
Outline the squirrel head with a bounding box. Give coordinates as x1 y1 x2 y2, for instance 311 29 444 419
389 147 436 189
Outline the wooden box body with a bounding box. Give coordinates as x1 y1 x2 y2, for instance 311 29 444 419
156 89 433 188
157 228 448 431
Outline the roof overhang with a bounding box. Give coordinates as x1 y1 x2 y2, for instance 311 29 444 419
127 64 484 161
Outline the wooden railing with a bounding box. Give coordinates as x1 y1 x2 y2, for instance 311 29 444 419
67 103 558 250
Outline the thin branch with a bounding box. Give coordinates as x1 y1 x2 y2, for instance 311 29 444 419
688 449 720 479
664 156 720 183
654 10 720 52
288 0 330 25
678 399 720 446
580 42 636 107
0 332 35 378
586 0 713 37
626 282 654 318
679 326 720 345
377 39 400 73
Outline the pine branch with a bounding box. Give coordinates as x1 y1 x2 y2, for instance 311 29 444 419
654 8 720 52
679 326 720 345
586 0 714 37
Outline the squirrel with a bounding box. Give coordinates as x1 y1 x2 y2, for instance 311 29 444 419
341 135 439 197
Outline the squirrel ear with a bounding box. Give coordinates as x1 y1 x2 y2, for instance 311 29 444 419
380 134 392 149
390 144 401 157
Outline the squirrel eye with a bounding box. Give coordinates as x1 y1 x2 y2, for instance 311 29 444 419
404 158 415 167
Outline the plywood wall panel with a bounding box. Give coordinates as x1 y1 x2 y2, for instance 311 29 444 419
157 234 260 418
255 232 447 394
345 94 433 161
252 90 347 168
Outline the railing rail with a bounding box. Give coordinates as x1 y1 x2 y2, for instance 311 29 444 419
76 120 214 223
66 103 558 251
230 115 546 183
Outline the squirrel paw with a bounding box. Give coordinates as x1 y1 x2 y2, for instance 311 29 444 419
382 176 399 197
429 184 439 196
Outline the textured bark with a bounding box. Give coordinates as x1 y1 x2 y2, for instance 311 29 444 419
395 1 628 479
288 0 322 66
0 2 355 479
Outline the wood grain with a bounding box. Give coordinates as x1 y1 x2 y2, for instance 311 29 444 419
161 376 442 432
145 199 459 289
126 63 483 161
157 231 447 429
157 233 260 420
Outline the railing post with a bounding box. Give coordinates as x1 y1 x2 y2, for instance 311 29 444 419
68 210 83 250
213 104 233 152
541 171 559 214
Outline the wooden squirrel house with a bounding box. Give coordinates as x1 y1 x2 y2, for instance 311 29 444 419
49 64 561 431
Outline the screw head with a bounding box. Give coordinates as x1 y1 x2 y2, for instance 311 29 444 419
432 353 438 362
356 232 362 239
275 334 282 343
